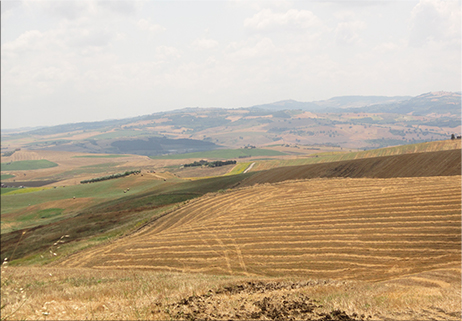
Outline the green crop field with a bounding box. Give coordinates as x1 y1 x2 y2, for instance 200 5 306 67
1 174 15 180
150 148 286 160
0 176 164 215
0 160 58 171
1 188 19 195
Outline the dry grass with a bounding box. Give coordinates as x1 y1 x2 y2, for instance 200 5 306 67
1 266 460 320
0 266 245 320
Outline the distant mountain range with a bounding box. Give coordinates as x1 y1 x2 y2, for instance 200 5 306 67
2 92 460 136
2 91 460 153
250 95 412 111
250 91 460 115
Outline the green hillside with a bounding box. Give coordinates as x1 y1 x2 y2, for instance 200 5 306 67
0 160 58 171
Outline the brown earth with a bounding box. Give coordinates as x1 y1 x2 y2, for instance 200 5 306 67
240 149 461 187
167 280 363 320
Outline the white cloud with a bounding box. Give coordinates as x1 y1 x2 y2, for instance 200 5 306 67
373 42 400 53
409 0 461 48
229 0 292 11
2 30 44 57
97 1 138 16
1 1 460 129
33 0 93 20
244 8 321 31
335 20 366 46
156 45 181 59
191 38 219 50
137 19 166 34
1 0 22 15
226 37 276 60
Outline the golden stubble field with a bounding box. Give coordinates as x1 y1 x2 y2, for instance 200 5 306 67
2 175 461 320
60 176 461 281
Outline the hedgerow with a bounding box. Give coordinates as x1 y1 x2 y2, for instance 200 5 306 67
80 170 141 184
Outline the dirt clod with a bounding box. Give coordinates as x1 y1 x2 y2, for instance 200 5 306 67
168 281 364 320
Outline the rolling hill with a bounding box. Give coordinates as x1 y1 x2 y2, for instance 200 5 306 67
1 140 461 321
2 92 460 155
59 175 460 282
56 147 461 283
240 149 461 187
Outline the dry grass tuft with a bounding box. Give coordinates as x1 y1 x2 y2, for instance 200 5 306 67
1 267 460 320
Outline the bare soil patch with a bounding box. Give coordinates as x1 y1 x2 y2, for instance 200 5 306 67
167 280 363 320
241 149 461 186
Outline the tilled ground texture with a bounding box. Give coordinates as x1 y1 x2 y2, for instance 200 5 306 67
61 176 461 282
165 281 365 320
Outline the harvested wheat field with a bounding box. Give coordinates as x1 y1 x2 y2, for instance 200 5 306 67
60 175 461 282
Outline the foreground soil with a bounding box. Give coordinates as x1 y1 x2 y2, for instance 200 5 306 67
1 266 460 320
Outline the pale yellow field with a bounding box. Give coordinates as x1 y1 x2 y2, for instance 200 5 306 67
59 176 461 282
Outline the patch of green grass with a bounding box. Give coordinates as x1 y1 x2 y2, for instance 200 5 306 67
1 187 19 194
226 162 252 175
2 187 47 195
0 176 165 215
17 208 63 222
72 155 130 158
1 172 255 263
0 160 58 171
1 174 15 180
150 148 286 160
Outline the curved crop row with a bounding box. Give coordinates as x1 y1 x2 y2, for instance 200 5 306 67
60 175 461 282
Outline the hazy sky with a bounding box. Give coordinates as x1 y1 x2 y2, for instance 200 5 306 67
2 0 461 129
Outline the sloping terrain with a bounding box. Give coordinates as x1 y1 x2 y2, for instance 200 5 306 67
241 149 461 186
2 92 460 153
59 175 461 282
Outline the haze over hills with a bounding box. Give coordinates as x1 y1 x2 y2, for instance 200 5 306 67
1 91 460 157
250 95 412 111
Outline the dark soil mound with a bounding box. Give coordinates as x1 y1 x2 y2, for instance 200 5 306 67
165 281 367 320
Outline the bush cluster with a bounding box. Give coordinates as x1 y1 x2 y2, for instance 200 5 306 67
80 170 141 184
207 160 237 167
183 160 236 168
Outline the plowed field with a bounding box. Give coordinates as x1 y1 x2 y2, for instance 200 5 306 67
60 175 461 282
241 149 461 186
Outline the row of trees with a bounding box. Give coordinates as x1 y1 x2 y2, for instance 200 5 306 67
80 170 141 184
183 160 236 168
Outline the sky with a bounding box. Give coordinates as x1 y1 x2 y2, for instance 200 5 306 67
1 0 461 129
